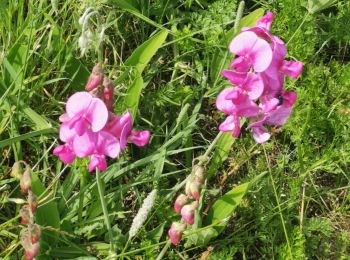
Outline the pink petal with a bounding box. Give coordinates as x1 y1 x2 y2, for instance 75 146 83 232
281 61 303 78
252 126 271 143
243 73 264 99
229 56 250 72
250 37 273 72
266 106 292 126
59 122 76 142
74 118 88 136
59 113 70 123
53 144 75 164
260 97 279 112
129 130 150 147
97 131 120 158
216 88 236 114
73 131 96 158
282 90 297 107
87 98 109 132
219 115 241 138
88 154 107 172
66 92 92 118
120 119 132 149
256 11 274 31
221 70 247 86
229 31 258 56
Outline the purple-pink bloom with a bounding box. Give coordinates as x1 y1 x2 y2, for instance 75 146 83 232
64 92 109 135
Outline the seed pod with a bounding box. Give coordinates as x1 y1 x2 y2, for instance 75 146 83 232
20 167 31 194
11 161 23 179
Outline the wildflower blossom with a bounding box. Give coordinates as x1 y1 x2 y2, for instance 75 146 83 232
53 65 150 172
217 11 303 143
168 222 187 246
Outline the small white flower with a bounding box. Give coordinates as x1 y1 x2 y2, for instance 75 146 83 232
129 189 157 238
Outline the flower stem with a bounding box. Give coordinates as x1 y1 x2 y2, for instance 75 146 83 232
95 169 115 252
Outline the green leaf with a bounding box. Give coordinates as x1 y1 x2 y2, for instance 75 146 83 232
0 128 56 148
108 0 139 12
124 29 168 74
205 182 250 231
206 132 235 179
124 73 144 119
30 172 60 255
123 29 168 119
147 223 165 243
307 0 337 14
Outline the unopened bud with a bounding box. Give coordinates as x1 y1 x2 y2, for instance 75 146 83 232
174 194 189 214
20 205 31 225
28 224 41 243
11 161 23 179
20 168 31 194
28 191 38 213
186 181 202 200
103 77 114 111
85 63 104 91
168 222 187 246
192 165 205 184
181 201 198 225
21 231 39 260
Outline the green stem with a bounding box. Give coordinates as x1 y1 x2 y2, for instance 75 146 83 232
263 145 292 258
155 240 171 260
96 169 115 252
78 169 88 224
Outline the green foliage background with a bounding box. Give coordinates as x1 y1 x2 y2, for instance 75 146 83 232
0 0 349 259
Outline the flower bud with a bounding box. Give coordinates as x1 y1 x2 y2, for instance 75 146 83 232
28 191 38 213
192 165 205 184
186 181 202 200
28 224 41 243
20 168 31 194
103 77 114 111
174 194 189 214
168 222 187 246
20 205 31 225
181 201 198 225
21 232 39 260
85 63 104 91
11 161 23 179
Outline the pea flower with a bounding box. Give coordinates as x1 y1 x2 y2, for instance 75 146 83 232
216 11 303 143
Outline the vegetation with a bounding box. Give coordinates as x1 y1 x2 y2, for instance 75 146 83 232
0 0 349 259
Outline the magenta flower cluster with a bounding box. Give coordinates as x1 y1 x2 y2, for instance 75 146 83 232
53 64 150 172
217 11 303 143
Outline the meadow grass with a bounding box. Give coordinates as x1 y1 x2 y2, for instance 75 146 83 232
0 0 349 259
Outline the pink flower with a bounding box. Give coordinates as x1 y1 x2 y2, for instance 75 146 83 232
105 111 150 149
216 88 259 117
181 201 198 225
256 11 274 30
53 144 75 164
73 130 120 172
219 115 241 138
63 92 109 136
174 194 189 214
168 222 187 246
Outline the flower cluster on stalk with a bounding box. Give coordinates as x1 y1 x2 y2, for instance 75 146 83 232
11 162 41 260
168 164 206 245
53 64 150 172
217 11 303 143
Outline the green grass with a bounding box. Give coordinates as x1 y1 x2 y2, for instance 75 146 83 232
1 0 349 259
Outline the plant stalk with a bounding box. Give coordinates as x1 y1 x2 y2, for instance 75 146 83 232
96 169 115 252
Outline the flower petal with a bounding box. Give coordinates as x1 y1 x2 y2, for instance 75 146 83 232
250 37 273 72
229 31 258 56
73 131 96 158
252 126 271 143
281 61 303 78
66 92 92 118
87 98 109 132
219 115 241 138
129 130 150 147
216 88 236 114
